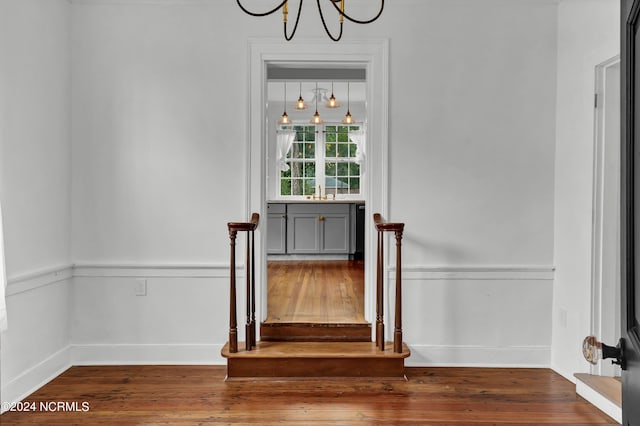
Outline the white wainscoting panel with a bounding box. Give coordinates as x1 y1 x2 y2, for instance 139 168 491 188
71 264 240 366
388 265 554 367
2 266 73 412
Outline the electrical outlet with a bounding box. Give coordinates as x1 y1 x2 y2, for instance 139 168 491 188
135 279 147 296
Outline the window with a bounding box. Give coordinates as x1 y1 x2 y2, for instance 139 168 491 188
279 124 362 198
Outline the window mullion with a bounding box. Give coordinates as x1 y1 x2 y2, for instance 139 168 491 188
318 124 326 194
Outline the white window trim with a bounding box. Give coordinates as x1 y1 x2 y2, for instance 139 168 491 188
278 122 364 200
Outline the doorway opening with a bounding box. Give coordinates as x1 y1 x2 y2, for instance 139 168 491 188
590 55 621 379
576 55 622 421
245 39 389 345
262 69 368 340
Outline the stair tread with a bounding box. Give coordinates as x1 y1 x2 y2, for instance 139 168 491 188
574 373 622 407
221 341 410 359
261 322 370 327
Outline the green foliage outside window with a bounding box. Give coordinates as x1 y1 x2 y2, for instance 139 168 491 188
280 124 361 197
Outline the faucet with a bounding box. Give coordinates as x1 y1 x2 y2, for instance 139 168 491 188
307 184 329 200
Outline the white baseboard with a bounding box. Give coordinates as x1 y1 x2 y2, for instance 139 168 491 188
405 344 551 368
575 377 622 424
70 343 226 366
1 346 72 413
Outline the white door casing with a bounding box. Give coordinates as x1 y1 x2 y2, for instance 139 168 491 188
245 38 390 337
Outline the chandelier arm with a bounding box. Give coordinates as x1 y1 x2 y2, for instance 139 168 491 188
236 0 288 17
284 0 304 41
316 0 343 42
327 0 384 24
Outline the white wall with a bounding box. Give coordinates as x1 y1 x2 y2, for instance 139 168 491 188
552 0 619 381
384 0 558 365
0 0 72 406
69 0 558 367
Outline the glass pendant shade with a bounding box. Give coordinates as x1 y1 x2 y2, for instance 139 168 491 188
326 94 340 108
342 82 355 124
310 82 323 124
296 97 307 110
326 82 340 108
295 82 307 110
278 82 291 125
278 111 290 125
310 110 324 124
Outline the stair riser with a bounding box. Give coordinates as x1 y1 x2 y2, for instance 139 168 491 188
260 324 371 342
260 335 371 342
227 357 406 380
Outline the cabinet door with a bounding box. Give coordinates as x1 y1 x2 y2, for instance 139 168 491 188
321 213 350 253
287 213 321 253
266 214 287 254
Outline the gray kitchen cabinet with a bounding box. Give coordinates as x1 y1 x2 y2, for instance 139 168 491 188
266 203 287 254
287 203 350 254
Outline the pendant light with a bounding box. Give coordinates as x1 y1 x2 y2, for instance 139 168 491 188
278 82 291 125
295 82 307 110
310 82 324 125
342 82 355 124
326 82 340 108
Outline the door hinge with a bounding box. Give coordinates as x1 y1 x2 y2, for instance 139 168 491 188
594 93 599 108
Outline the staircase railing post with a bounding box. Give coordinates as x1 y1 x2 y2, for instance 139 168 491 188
227 213 259 353
374 213 405 354
250 226 257 348
245 230 252 351
376 226 384 351
393 227 404 354
228 229 238 354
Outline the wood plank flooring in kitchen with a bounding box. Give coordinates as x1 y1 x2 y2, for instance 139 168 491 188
265 260 366 324
0 366 617 425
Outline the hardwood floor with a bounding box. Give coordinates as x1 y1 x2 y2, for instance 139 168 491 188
265 260 366 324
0 366 617 425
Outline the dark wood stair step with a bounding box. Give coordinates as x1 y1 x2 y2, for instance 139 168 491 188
221 341 410 381
260 322 372 342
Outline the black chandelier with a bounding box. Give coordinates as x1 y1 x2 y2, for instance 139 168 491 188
236 0 384 42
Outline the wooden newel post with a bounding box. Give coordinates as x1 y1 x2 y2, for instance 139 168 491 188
393 227 404 354
250 228 257 348
374 213 405 354
376 227 384 351
227 213 259 354
245 230 252 351
228 229 238 353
